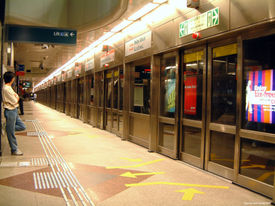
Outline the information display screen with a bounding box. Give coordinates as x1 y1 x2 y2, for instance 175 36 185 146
245 69 275 124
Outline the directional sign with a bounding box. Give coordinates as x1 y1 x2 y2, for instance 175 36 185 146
176 188 204 200
6 24 77 45
179 7 219 38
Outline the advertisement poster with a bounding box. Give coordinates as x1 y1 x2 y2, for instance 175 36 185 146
165 79 176 113
184 76 197 115
246 69 275 124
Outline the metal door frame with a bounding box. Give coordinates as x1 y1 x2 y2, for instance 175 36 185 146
179 45 207 168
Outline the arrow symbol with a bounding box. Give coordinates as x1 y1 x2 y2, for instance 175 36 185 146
176 188 204 200
120 171 165 178
70 32 75 37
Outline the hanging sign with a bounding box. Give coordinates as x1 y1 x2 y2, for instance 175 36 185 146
125 31 152 56
100 49 115 67
179 7 219 38
6 24 77 45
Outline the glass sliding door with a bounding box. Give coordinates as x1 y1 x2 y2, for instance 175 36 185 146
158 52 178 158
238 34 275 198
180 48 206 168
206 42 238 179
129 58 151 147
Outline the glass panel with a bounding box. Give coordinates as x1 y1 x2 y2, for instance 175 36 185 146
160 56 176 118
119 68 124 110
90 75 94 105
97 72 104 107
212 44 237 125
113 113 118 130
242 35 275 133
106 111 112 129
78 78 84 104
183 51 203 120
113 69 119 109
131 62 151 114
210 131 235 169
119 114 123 133
159 123 174 150
182 126 201 157
240 138 275 185
106 71 112 108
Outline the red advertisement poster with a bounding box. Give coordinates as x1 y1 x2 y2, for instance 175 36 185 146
184 76 197 115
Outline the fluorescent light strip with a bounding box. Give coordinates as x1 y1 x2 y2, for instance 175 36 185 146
128 3 158 21
35 2 166 89
111 20 132 32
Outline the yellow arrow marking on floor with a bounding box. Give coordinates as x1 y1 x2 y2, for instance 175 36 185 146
241 164 265 169
120 157 143 162
120 171 165 178
176 188 204 200
125 182 229 189
106 159 164 169
257 172 274 182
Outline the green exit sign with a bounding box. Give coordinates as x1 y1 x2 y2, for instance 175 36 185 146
179 7 219 38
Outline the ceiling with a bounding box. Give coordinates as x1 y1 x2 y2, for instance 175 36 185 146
5 0 139 85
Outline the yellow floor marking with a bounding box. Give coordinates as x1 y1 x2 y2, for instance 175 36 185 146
176 188 204 200
120 157 143 162
120 171 165 178
106 159 164 169
257 172 274 182
241 164 266 169
125 182 229 189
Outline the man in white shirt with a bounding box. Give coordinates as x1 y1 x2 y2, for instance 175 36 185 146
2 71 26 155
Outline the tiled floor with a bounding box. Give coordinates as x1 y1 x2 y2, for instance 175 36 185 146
0 102 272 206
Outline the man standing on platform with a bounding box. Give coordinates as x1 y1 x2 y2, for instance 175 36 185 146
2 71 26 155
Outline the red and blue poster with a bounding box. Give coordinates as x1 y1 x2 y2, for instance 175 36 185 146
246 69 275 124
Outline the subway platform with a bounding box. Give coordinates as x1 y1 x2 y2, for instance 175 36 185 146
0 102 272 206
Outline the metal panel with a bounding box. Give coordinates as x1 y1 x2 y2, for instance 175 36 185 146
159 117 175 124
239 129 275 144
175 0 230 47
237 174 274 198
153 21 177 54
129 114 150 145
182 118 202 128
158 146 176 159
209 123 236 134
123 62 130 140
181 152 201 168
149 55 159 152
208 161 234 180
230 0 275 30
129 135 149 148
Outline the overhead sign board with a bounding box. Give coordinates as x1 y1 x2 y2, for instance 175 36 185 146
179 7 219 38
6 24 77 45
125 31 152 56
